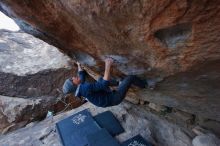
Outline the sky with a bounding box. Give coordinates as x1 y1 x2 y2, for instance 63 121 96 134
0 11 20 31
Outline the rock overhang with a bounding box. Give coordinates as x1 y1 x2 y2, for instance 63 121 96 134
0 0 219 77
0 0 220 122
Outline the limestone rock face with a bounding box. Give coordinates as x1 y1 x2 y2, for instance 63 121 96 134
0 0 219 77
0 102 193 146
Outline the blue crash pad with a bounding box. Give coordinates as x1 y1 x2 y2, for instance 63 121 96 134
87 128 121 146
56 109 100 146
94 111 124 136
121 134 152 146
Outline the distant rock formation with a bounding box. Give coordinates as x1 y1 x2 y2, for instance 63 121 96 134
0 30 73 97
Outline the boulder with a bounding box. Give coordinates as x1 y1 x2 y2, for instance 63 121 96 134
0 95 57 134
0 30 83 134
0 30 74 97
192 134 220 146
0 30 71 76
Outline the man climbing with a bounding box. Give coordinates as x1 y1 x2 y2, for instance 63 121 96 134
63 58 155 107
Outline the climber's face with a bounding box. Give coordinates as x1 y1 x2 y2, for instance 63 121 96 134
72 76 81 85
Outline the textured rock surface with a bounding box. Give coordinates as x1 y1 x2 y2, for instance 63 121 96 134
0 69 74 97
0 30 83 134
0 30 71 76
0 30 75 97
149 102 167 112
197 118 220 137
137 60 220 121
0 0 219 77
192 134 220 146
0 95 57 134
0 102 194 146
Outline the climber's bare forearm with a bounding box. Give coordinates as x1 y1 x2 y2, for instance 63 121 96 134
78 65 83 72
103 58 113 81
77 62 83 72
103 65 111 81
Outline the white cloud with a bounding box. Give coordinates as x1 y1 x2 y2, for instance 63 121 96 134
0 11 20 31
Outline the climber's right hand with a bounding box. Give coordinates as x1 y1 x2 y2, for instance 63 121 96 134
105 58 114 67
76 61 81 66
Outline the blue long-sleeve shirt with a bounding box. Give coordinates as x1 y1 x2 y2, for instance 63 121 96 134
76 71 113 107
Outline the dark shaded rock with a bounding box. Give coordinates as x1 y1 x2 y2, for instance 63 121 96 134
154 23 192 49
165 109 195 129
53 94 84 114
196 117 220 137
0 69 73 98
137 60 220 121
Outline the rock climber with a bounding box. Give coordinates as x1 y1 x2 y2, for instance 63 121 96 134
63 58 155 107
